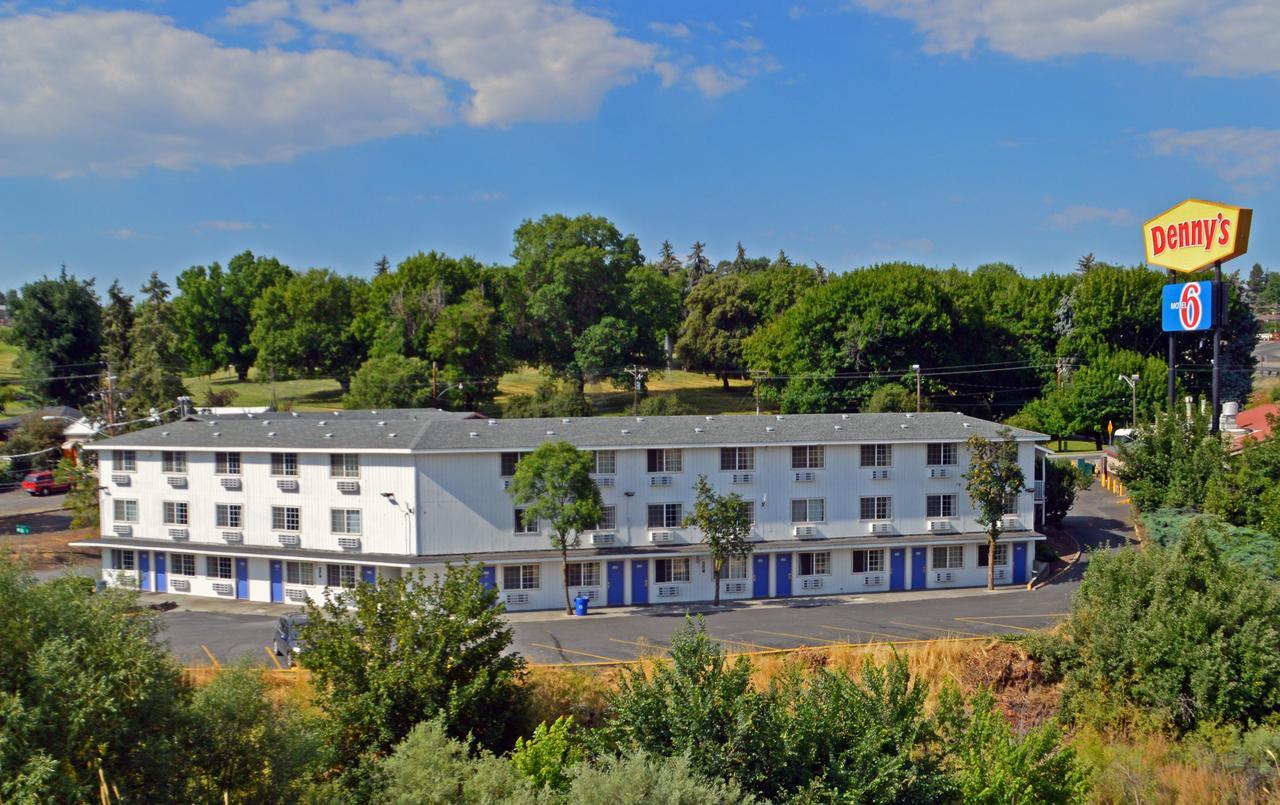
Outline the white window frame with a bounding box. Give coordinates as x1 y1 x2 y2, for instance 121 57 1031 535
926 494 957 518
286 561 316 585
724 555 749 580
932 545 965 570
927 442 957 466
113 499 138 523
592 450 616 475
500 452 527 477
329 454 360 478
330 508 361 535
161 451 186 474
655 557 691 583
503 564 541 590
171 553 196 577
719 447 755 471
214 452 241 475
859 444 893 468
853 549 886 574
566 561 600 588
110 548 136 571
206 556 233 579
791 445 825 469
513 508 539 534
326 563 357 589
739 500 756 525
215 503 243 529
162 501 188 526
979 543 1011 567
116 450 137 472
859 496 892 521
798 551 831 577
647 503 683 529
271 452 298 477
593 505 616 531
790 498 825 524
272 506 301 532
647 448 683 473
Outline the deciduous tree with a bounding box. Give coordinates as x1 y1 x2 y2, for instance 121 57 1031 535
683 476 753 606
963 430 1027 590
250 269 368 391
119 273 188 418
8 268 102 406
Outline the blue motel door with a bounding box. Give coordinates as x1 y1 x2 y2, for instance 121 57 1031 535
889 549 906 591
752 554 770 598
138 551 151 592
606 561 625 606
911 548 928 590
154 552 166 593
480 566 496 591
361 566 377 585
235 558 249 600
270 560 284 603
630 560 649 605
1012 542 1028 585
775 553 792 597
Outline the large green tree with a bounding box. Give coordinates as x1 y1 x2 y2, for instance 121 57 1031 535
345 354 436 409
118 273 189 418
7 268 102 406
963 431 1027 590
250 269 368 391
426 287 507 409
507 440 604 615
100 280 134 372
683 476 753 606
354 250 486 360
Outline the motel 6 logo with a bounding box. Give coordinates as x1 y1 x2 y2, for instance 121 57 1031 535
1161 280 1214 333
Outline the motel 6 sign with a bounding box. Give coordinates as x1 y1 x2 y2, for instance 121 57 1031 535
1161 280 1213 332
1144 199 1252 274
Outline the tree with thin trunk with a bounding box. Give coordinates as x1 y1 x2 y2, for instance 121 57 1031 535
508 441 604 615
962 430 1026 590
683 475 753 606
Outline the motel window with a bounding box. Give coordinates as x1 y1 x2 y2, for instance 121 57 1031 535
161 451 186 474
286 561 315 585
329 454 360 478
331 508 361 534
859 496 892 521
272 506 301 532
926 494 957 518
500 452 527 477
206 556 233 579
790 498 825 523
720 447 754 471
326 564 357 589
503 564 540 590
798 551 831 577
860 444 893 467
271 453 298 476
214 452 241 475
932 545 965 570
725 556 749 580
110 549 136 571
566 562 600 588
791 445 824 469
171 553 195 577
592 450 616 475
978 543 1010 567
646 448 683 473
162 501 188 525
739 500 756 525
592 505 616 531
115 450 137 472
215 504 242 529
647 503 683 529
514 509 539 534
655 557 691 584
852 549 886 574
113 499 138 523
927 443 957 466
1003 492 1019 515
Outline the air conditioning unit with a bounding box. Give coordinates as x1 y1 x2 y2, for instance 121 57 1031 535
801 577 824 590
113 524 133 536
1001 515 1023 530
793 525 818 537
170 578 190 591
648 531 674 544
863 574 884 586
112 474 131 486
927 520 953 532
278 533 300 547
590 532 616 546
168 528 188 540
220 477 241 490
336 480 359 493
650 475 672 487
732 473 753 484
166 476 187 488
935 571 954 583
929 467 950 479
212 582 233 595
221 530 243 543
502 478 512 489
338 537 361 551
869 522 893 534
276 479 299 492
572 588 600 601
594 476 615 487
871 469 891 480
656 585 681 598
723 581 747 594
994 568 1008 580
794 471 817 482
506 592 529 605
285 588 308 601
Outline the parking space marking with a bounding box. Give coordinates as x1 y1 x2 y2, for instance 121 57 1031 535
529 642 626 663
714 637 773 652
752 629 843 646
201 644 221 669
264 646 284 670
607 637 668 653
953 616 1040 633
890 620 989 639
819 624 915 642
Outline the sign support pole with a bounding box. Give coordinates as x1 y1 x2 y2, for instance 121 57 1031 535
1167 270 1177 411
1210 260 1223 434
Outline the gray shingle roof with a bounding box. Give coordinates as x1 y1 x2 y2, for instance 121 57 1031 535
86 410 1045 452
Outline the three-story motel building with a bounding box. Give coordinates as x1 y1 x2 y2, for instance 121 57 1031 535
76 409 1049 609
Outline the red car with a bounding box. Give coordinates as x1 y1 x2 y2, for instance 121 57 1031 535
21 471 71 496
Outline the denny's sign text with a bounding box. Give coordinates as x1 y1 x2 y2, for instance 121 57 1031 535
1143 199 1252 274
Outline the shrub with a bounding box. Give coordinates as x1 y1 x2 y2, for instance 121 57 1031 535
563 751 756 804
381 719 536 805
503 379 592 418
635 394 694 416
511 717 581 793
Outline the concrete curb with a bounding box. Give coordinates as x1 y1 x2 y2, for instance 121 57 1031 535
1031 524 1082 590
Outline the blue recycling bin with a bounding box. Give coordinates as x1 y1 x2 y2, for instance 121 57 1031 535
573 595 590 616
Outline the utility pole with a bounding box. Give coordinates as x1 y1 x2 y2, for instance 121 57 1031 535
911 364 922 413
624 366 647 416
1167 269 1177 410
103 367 117 430
1119 373 1139 427
431 361 438 400
750 369 768 415
1210 260 1223 434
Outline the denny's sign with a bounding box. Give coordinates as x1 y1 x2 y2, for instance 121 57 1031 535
1143 199 1252 273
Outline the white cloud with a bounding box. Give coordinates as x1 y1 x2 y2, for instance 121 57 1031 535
1148 127 1280 190
852 0 1280 76
0 10 452 177
1044 205 1136 230
101 228 142 240
196 220 258 232
654 61 682 88
649 21 691 38
690 65 747 98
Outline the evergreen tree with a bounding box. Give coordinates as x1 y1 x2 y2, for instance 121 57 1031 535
375 255 390 276
658 240 680 275
100 280 134 371
119 273 188 418
686 241 712 287
8 268 102 406
1248 262 1266 295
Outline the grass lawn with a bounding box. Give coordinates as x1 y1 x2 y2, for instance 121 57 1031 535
1047 438 1101 453
0 343 36 415
182 369 345 411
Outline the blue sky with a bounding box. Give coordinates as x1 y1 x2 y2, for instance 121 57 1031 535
3 0 1279 291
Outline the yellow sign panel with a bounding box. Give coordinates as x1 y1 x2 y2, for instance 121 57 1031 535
1143 199 1252 273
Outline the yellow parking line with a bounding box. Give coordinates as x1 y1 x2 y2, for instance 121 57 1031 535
716 637 773 651
969 612 1068 619
820 624 915 642
953 617 1040 633
201 644 221 670
753 629 842 645
890 620 989 639
265 646 284 670
608 637 668 652
529 642 625 663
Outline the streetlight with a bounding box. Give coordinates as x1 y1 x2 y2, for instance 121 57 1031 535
911 364 921 413
1118 374 1140 427
381 492 416 554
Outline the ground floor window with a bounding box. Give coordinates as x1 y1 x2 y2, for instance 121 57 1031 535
171 553 195 576
287 561 316 585
932 545 964 570
798 551 831 576
655 557 691 583
852 549 885 574
503 564 540 590
109 548 135 571
206 556 233 579
566 561 600 588
724 555 749 580
978 543 1010 567
326 564 357 589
